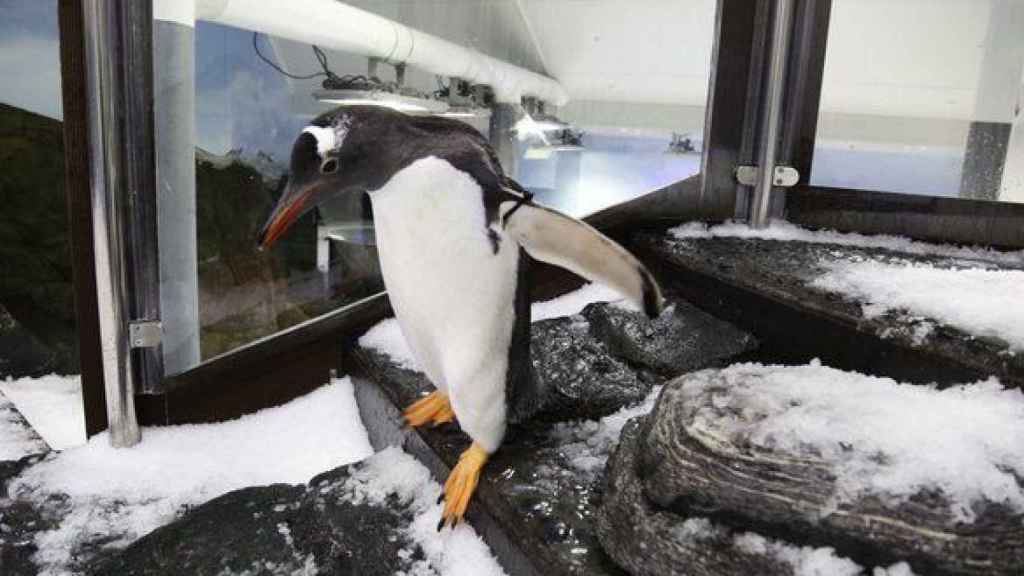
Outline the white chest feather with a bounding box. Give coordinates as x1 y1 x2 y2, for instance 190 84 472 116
369 157 519 450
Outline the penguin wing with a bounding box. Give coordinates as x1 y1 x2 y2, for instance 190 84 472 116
500 200 665 318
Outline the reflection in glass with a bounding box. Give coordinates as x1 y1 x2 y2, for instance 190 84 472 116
0 0 79 377
184 1 715 366
811 0 1024 202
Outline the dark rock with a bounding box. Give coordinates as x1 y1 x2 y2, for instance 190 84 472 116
346 293 756 575
351 348 631 576
90 455 422 576
597 418 793 576
636 373 1024 575
1 454 54 576
639 231 1024 389
582 301 757 375
0 454 47 499
530 316 651 421
0 394 49 473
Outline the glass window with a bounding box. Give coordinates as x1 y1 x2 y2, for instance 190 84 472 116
170 0 715 371
191 22 385 363
811 0 1024 202
0 0 78 378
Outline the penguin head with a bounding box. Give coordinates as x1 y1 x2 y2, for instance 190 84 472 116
257 106 393 249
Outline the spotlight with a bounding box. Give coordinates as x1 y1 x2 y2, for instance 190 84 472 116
666 132 698 154
525 128 585 158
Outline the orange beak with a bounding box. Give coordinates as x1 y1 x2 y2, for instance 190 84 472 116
257 187 313 250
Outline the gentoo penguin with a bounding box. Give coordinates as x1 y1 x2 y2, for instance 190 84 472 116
258 106 663 529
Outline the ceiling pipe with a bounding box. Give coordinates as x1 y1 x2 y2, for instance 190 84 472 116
193 0 569 105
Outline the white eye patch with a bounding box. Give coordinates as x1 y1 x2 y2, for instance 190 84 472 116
302 125 337 157
302 115 352 158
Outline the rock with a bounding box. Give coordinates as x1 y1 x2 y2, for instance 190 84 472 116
530 316 651 421
89 454 425 576
348 295 757 575
635 372 1024 575
640 231 1024 389
1 454 53 576
0 393 49 466
597 418 793 576
582 301 757 376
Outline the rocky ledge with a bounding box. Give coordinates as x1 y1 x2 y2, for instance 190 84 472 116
350 299 758 575
635 230 1024 389
599 365 1024 576
88 450 438 576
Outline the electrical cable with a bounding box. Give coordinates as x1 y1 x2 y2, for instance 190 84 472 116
252 32 440 102
252 32 328 80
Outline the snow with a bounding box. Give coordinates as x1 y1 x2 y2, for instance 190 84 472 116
331 447 506 576
732 532 862 576
359 318 419 369
812 260 1024 351
0 374 85 450
0 390 48 460
530 282 630 321
548 384 663 478
669 219 1024 267
359 282 630 368
10 377 373 575
679 361 1024 523
673 515 915 575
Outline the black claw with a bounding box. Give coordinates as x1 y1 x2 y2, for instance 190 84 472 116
436 518 446 532
452 517 460 529
436 493 445 505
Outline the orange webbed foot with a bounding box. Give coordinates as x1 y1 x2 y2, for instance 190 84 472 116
403 391 455 428
437 442 488 531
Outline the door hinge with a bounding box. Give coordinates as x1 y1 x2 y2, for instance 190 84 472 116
735 165 800 188
129 320 162 348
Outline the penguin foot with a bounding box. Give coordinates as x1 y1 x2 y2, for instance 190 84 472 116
437 442 488 531
403 391 455 428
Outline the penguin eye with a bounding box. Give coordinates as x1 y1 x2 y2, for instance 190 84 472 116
320 158 339 174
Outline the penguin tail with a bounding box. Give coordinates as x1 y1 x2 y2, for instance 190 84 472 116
500 199 665 318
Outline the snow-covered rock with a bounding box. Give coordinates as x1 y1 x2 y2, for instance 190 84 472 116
612 362 1024 575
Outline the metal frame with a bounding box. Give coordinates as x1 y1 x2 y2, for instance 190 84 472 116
81 0 142 446
749 0 794 228
702 0 832 228
59 0 108 438
708 0 1024 248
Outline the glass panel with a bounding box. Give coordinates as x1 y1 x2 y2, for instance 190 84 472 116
173 0 715 369
191 22 385 363
0 0 86 448
515 1 712 216
811 0 1024 202
0 1 79 378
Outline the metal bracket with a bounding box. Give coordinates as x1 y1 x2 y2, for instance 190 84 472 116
129 320 162 348
735 165 800 188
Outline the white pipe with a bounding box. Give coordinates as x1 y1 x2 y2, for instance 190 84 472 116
192 0 568 105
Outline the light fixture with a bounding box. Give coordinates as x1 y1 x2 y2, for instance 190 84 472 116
525 128 585 158
514 97 575 145
314 89 449 114
666 132 698 154
431 78 492 119
314 58 450 114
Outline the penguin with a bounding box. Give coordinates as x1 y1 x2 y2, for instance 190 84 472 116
258 105 664 530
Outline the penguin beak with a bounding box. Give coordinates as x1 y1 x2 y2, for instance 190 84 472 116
257 182 315 250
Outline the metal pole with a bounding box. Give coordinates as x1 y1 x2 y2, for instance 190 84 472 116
82 0 141 447
750 0 794 229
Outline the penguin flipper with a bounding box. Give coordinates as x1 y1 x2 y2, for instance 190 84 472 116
500 201 665 318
